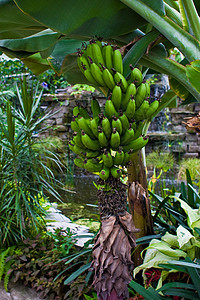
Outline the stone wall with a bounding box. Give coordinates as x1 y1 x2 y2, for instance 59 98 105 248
39 85 200 160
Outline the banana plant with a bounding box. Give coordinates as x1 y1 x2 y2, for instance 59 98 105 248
0 1 200 299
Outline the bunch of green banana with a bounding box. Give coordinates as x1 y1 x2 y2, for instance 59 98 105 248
72 39 161 181
77 40 125 92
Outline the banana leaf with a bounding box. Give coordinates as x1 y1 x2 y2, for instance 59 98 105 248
14 0 146 39
0 0 46 39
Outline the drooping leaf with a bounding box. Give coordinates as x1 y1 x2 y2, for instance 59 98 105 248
146 241 187 258
176 198 200 230
134 239 180 277
0 0 46 39
161 232 179 248
14 0 146 39
22 53 50 75
0 29 60 53
176 226 196 252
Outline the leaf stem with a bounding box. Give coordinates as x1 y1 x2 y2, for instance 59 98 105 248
120 0 200 61
181 0 200 40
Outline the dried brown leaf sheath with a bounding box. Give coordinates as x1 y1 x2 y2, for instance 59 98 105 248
91 213 138 300
183 112 200 134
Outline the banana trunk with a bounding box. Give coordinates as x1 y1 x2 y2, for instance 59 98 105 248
91 177 139 300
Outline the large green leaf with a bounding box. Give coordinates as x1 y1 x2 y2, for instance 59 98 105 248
0 29 60 53
0 0 46 39
22 53 50 75
14 0 146 39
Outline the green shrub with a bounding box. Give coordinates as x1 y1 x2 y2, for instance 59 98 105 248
178 158 200 182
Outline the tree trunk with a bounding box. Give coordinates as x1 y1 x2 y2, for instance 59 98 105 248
127 148 154 267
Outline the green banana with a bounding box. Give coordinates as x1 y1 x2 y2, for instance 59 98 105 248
110 127 120 149
73 106 80 117
89 60 106 87
78 117 96 139
86 43 93 60
90 42 105 69
113 149 124 165
84 68 99 86
120 127 135 145
112 116 122 135
102 117 112 139
135 83 147 109
99 167 110 180
79 107 90 119
74 157 84 168
125 98 136 121
91 99 101 118
112 68 128 93
132 121 145 140
101 65 115 90
90 118 99 138
77 54 90 71
127 65 143 86
104 100 118 120
84 158 103 172
96 39 103 50
68 142 84 157
113 49 123 74
111 84 122 111
105 44 114 72
131 121 136 131
145 82 151 98
71 116 80 133
134 101 149 122
73 132 86 148
81 131 100 151
122 136 148 152
122 152 130 166
145 100 159 119
121 83 136 111
98 128 109 147
119 111 130 134
85 149 101 158
102 150 113 168
111 166 122 178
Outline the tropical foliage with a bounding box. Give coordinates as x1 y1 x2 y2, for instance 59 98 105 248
0 0 199 104
0 78 61 247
